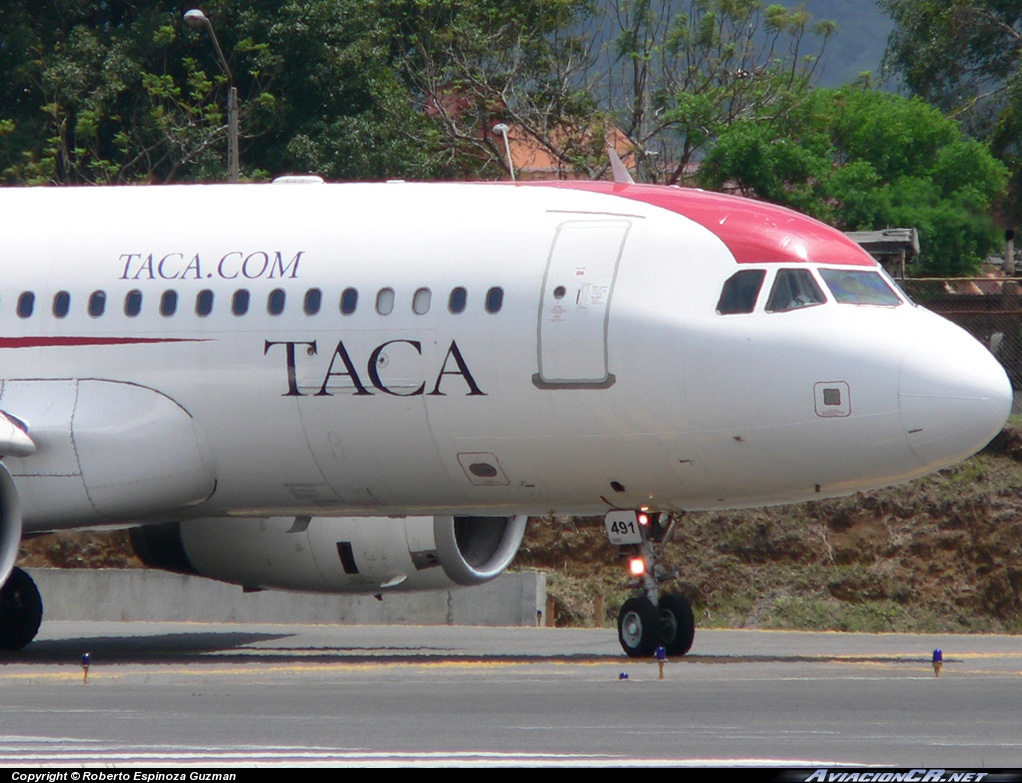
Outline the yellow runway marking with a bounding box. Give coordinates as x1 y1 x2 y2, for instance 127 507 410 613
2 649 1018 683
0 659 582 681
0 672 110 682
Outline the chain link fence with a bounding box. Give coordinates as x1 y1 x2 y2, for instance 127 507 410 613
902 278 1022 389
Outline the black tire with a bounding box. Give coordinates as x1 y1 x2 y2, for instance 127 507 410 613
617 596 660 658
658 594 695 656
0 567 42 651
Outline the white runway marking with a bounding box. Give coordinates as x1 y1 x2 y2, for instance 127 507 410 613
0 738 851 767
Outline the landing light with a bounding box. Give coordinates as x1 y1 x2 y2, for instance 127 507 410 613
637 512 649 526
629 557 646 576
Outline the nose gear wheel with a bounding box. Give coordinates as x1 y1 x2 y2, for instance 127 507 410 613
618 597 660 658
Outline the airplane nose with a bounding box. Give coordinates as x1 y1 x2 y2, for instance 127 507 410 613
900 332 1013 469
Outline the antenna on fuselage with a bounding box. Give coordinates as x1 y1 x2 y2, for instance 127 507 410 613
492 124 516 184
607 144 634 185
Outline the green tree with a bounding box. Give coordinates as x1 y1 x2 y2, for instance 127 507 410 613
0 0 435 184
388 0 600 179
235 1 438 180
700 87 1008 275
387 0 834 182
605 0 836 184
879 0 1022 222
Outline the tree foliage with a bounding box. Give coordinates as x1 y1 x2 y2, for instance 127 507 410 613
880 0 1022 222
387 0 602 179
604 0 835 183
0 0 435 184
700 87 1008 275
385 0 835 181
0 0 837 184
880 0 1020 110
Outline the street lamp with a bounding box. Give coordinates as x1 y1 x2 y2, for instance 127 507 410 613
183 8 239 183
491 124 515 183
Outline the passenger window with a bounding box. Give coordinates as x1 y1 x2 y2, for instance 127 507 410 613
819 269 902 307
160 290 178 317
53 291 70 319
268 288 286 316
124 290 142 317
448 287 467 314
16 292 34 319
232 289 250 316
196 289 214 317
376 287 395 315
485 286 504 313
340 287 358 315
765 269 825 313
88 291 106 317
304 288 322 315
412 287 431 315
716 270 766 315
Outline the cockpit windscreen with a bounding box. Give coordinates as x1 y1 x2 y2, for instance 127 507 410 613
819 269 902 307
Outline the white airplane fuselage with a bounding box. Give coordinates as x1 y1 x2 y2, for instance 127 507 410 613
0 180 1010 536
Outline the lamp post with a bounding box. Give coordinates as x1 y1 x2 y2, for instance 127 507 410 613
491 124 515 183
183 8 239 183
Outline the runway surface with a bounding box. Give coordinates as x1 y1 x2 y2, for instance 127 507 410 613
1 621 1020 766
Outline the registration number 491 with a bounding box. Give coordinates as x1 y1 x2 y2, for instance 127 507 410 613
604 510 642 545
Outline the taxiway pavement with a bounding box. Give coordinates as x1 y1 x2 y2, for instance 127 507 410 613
0 622 1019 766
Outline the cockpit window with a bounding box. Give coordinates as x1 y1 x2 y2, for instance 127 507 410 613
717 270 766 314
766 269 826 313
820 269 902 307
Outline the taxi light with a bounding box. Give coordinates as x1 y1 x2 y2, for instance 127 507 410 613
637 512 649 526
629 557 646 576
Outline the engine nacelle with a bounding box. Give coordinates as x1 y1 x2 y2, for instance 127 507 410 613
130 514 528 593
0 463 23 587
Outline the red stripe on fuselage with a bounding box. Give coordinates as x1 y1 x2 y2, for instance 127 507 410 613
527 181 876 267
0 337 207 348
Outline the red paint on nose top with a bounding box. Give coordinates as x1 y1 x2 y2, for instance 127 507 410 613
527 181 876 267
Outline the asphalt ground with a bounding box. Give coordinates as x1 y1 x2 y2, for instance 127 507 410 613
0 622 1019 767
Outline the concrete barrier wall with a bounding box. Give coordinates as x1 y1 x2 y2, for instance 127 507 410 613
28 568 546 627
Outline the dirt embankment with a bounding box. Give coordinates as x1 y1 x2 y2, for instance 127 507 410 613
18 429 1022 634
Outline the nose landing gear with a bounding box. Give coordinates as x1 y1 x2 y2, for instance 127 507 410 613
605 510 694 658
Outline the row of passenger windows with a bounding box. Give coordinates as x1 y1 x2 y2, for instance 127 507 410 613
716 268 903 315
13 286 506 319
